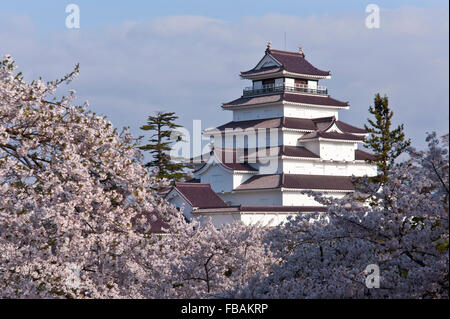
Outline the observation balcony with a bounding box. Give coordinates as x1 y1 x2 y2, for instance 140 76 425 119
243 83 328 97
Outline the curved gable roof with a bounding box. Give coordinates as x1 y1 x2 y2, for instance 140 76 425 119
241 48 330 78
171 182 228 208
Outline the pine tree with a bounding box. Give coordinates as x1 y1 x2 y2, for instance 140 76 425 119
363 93 411 185
139 111 190 183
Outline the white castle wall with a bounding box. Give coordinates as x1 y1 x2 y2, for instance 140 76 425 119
200 164 234 193
210 129 282 149
282 130 306 146
319 140 357 161
195 212 300 228
220 190 282 206
308 80 318 89
285 78 295 87
232 105 283 121
283 104 339 119
165 190 193 220
282 159 377 177
239 213 298 227
282 190 346 206
232 104 340 122
196 213 240 228
300 140 357 161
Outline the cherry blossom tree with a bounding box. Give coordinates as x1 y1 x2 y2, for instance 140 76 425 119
143 217 274 298
0 55 272 298
230 133 448 299
0 55 174 298
5 54 445 300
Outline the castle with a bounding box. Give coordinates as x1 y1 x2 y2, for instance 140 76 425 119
165 43 377 227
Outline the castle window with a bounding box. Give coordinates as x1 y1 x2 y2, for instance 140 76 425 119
295 79 307 88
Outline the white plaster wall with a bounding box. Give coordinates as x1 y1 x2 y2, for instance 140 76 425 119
197 212 320 228
282 130 306 146
301 140 321 156
285 78 295 87
282 190 347 206
353 163 378 176
308 80 318 89
282 158 378 177
195 214 241 229
220 190 282 206
233 105 283 121
200 164 233 193
240 213 299 226
283 104 339 119
282 160 315 175
320 141 356 161
166 191 192 220
215 128 281 150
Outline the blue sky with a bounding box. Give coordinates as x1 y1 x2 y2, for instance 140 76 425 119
1 1 449 153
2 0 448 29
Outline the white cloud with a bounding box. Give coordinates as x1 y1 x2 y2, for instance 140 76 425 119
0 6 448 149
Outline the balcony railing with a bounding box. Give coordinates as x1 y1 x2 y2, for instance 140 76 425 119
243 84 328 96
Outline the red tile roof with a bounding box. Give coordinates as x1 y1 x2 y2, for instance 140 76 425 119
269 49 330 76
355 149 376 161
283 93 348 107
300 131 364 141
210 116 364 135
236 174 283 190
223 93 283 108
222 93 348 108
241 48 330 77
240 65 282 76
171 182 229 208
212 117 315 132
236 173 355 191
282 145 319 158
336 121 367 134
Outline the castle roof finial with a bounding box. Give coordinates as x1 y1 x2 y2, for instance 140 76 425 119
298 45 305 57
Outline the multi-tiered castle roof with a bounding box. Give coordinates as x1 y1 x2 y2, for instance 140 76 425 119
165 43 377 227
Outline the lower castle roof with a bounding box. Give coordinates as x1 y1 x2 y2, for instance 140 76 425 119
299 131 365 141
222 93 349 108
168 182 229 208
236 173 355 191
207 116 366 135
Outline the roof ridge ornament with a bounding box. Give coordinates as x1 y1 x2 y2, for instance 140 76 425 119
298 45 305 57
266 40 272 53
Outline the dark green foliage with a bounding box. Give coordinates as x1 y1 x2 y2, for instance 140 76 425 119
139 111 191 184
363 93 411 185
